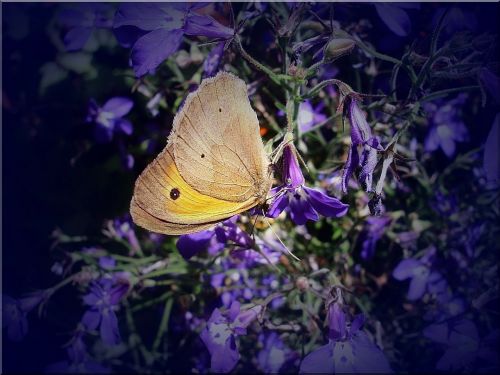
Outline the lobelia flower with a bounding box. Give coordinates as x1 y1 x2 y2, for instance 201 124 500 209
423 318 499 372
423 295 466 323
268 144 349 225
177 216 282 265
203 41 225 78
2 292 47 341
278 100 327 133
424 94 469 158
359 215 391 260
98 256 116 270
257 332 297 373
113 3 234 77
45 328 110 373
392 246 449 301
86 97 133 143
58 3 113 51
106 214 141 255
300 301 392 373
432 6 478 36
200 301 262 373
297 100 328 133
341 97 382 194
478 68 500 105
483 113 500 183
374 3 420 37
81 278 128 346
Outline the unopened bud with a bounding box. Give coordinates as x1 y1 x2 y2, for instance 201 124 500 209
296 276 310 291
323 38 355 62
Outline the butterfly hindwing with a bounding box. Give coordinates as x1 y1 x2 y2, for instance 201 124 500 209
130 146 259 234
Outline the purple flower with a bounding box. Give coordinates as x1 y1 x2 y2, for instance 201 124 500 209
268 145 349 225
484 113 500 183
300 302 392 373
424 94 469 158
2 292 46 341
297 100 327 133
342 98 382 193
45 329 110 373
177 217 282 266
59 3 113 51
424 296 466 322
81 278 128 346
432 190 458 217
257 332 296 373
113 3 234 77
432 6 478 36
203 41 225 78
107 214 141 255
423 319 499 371
374 3 420 37
98 256 116 270
200 301 262 373
479 68 500 105
392 247 449 301
86 97 133 143
359 215 391 260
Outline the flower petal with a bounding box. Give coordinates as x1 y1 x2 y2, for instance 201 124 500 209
82 309 101 330
289 192 318 225
267 191 289 219
102 97 133 117
392 259 422 280
184 13 234 39
113 3 183 31
131 28 184 77
484 114 500 182
100 309 121 346
342 145 359 193
304 187 349 218
375 3 411 37
300 343 335 374
407 267 429 300
177 230 215 260
64 26 93 51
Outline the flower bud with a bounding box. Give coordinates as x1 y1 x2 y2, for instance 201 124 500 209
323 38 355 62
295 276 310 291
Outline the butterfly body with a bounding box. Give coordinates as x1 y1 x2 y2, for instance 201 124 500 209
130 72 273 235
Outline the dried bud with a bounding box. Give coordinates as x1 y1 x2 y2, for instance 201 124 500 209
369 194 383 216
296 276 310 291
323 38 355 62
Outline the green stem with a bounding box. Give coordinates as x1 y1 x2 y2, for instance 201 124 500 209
407 47 448 100
130 291 172 313
152 295 174 353
301 78 344 100
233 35 291 89
420 85 480 102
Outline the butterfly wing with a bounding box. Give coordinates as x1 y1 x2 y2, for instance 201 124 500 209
130 146 261 235
169 72 271 202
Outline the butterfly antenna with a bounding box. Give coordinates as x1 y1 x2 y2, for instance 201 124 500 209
261 209 301 262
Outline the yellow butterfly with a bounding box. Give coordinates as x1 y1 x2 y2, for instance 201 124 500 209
130 72 273 235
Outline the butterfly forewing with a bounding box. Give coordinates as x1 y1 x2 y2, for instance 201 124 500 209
170 72 270 202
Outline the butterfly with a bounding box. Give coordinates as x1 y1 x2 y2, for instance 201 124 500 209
130 72 274 235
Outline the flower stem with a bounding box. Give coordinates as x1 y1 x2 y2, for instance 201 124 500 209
152 295 174 353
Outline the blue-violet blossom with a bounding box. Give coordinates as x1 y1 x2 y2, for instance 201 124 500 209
268 144 348 225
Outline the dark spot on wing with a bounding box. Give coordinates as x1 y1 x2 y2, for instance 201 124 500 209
170 188 180 200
